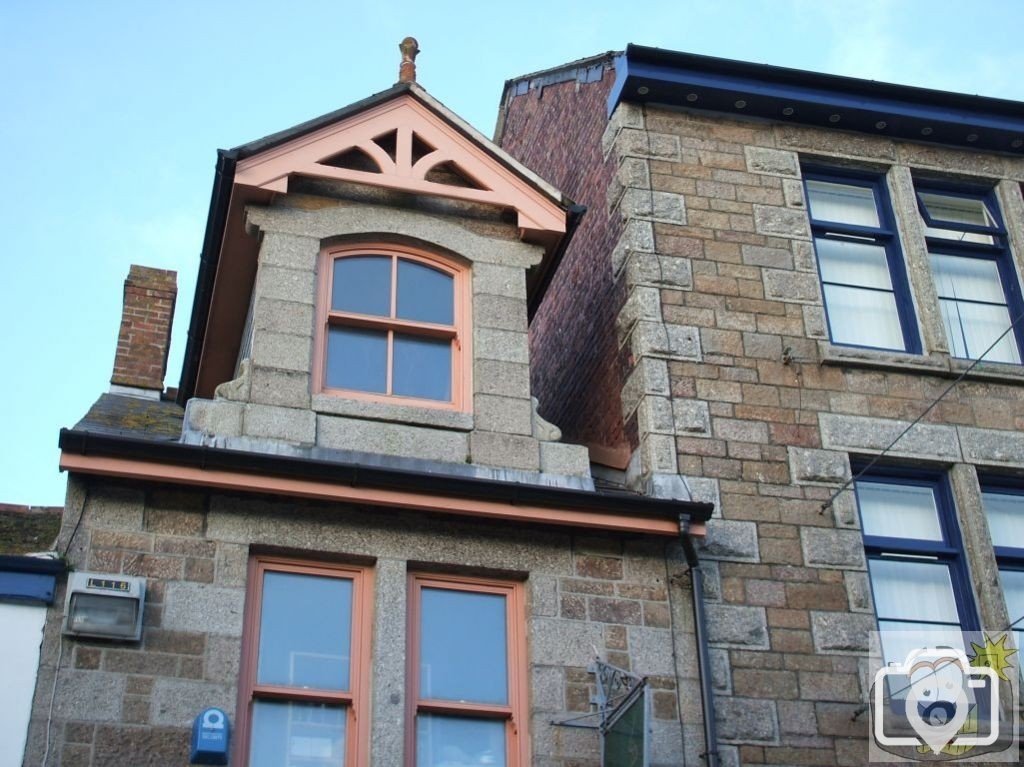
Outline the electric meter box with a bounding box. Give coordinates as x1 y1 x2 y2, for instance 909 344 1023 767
62 572 146 641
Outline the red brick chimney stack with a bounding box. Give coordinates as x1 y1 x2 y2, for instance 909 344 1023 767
110 265 177 392
399 37 420 84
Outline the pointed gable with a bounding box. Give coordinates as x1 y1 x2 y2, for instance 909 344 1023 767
234 84 567 242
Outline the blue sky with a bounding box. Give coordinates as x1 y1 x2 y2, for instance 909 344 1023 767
3 0 1024 506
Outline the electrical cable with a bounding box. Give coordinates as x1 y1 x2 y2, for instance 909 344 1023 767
41 635 65 767
820 308 1024 515
663 540 688 767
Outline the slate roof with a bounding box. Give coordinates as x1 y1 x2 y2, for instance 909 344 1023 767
74 393 184 441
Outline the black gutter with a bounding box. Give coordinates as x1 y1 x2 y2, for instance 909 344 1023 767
177 150 238 406
59 428 714 525
527 203 587 321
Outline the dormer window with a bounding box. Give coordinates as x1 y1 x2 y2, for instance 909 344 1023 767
315 244 470 410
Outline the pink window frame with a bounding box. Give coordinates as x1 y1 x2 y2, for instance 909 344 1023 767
235 556 374 767
313 243 472 412
405 573 529 767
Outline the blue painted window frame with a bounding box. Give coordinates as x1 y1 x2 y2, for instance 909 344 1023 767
854 467 980 634
803 167 921 354
915 183 1024 363
978 479 1024 644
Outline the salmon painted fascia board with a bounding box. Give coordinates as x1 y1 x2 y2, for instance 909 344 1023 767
59 452 705 537
234 94 566 237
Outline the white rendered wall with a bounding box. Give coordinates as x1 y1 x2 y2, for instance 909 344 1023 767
0 602 46 766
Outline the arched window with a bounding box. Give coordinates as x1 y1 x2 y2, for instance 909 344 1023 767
315 244 470 410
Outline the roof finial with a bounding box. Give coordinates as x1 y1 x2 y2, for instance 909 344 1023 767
399 36 420 83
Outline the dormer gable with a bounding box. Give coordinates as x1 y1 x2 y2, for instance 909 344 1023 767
234 85 566 242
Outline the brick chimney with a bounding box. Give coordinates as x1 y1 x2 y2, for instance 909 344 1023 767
110 265 177 392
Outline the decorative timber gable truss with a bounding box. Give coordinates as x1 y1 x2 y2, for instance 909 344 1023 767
234 85 567 241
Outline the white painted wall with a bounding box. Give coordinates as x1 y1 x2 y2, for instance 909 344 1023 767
0 602 47 766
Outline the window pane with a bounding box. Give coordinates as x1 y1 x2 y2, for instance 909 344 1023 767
877 625 966 677
982 492 1024 546
257 572 352 690
868 559 960 623
250 700 346 767
823 284 905 350
420 587 507 703
929 254 1006 303
856 482 943 541
326 327 387 393
937 299 1020 363
397 260 454 325
920 192 995 227
1001 570 1024 669
416 714 505 767
332 256 392 316
806 180 880 227
393 335 452 401
816 238 894 290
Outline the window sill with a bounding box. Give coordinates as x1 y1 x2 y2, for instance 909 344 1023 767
312 393 474 431
819 342 1024 383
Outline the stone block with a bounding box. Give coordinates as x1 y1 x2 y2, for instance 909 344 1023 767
803 305 827 338
469 431 539 471
617 287 662 341
183 399 243 439
958 426 1024 465
742 331 783 360
249 366 310 409
844 571 873 613
317 415 470 463
637 434 678 476
163 583 244 636
621 358 670 418
712 418 768 443
624 252 693 290
253 297 314 336
801 527 866 569
715 697 779 743
259 231 317 271
473 394 533 436
632 322 702 361
673 399 711 435
627 626 676 676
473 262 526 300
539 442 591 477
473 294 528 332
474 327 530 364
250 330 312 373
54 671 124 721
745 146 800 177
819 413 962 461
474 359 530 399
697 519 759 562
637 396 675 435
789 447 850 484
256 264 315 305
242 403 316 444
92 725 191 765
152 679 236 726
753 205 811 239
763 269 820 303
783 178 806 208
741 244 793 270
530 618 605 666
205 634 242 684
705 603 769 648
619 189 687 224
811 610 876 653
